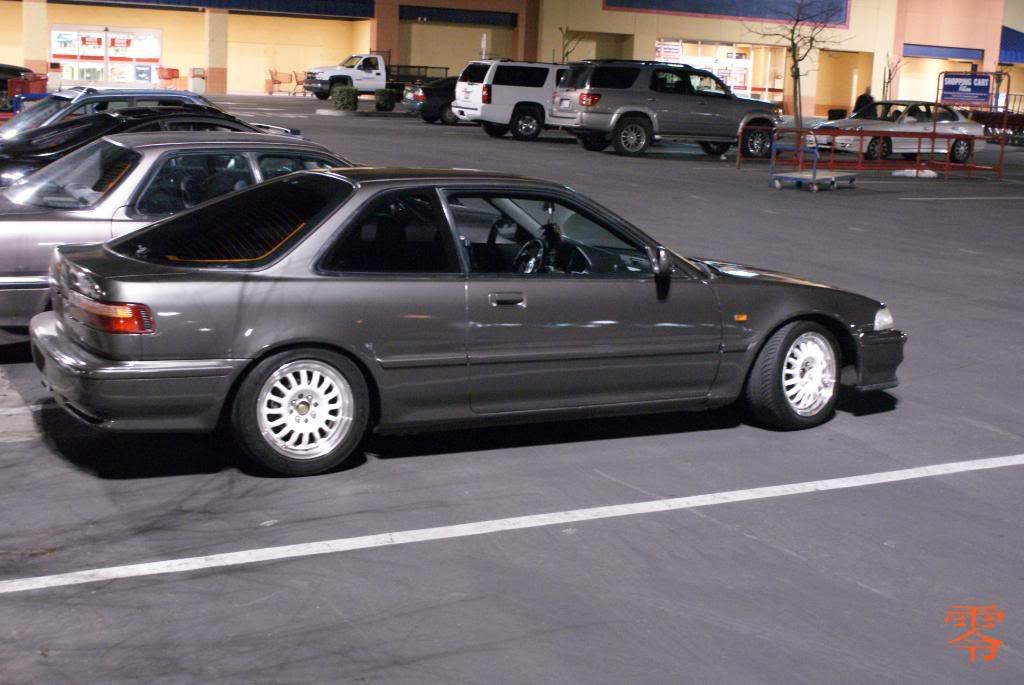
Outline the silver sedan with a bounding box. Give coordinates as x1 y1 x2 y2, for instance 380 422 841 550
812 100 985 162
0 131 351 339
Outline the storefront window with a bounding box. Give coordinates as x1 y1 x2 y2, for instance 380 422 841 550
655 39 785 103
50 26 161 85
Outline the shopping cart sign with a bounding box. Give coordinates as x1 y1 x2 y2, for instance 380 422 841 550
941 73 991 105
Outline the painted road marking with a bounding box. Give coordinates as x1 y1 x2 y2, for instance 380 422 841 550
0 368 38 443
899 196 1024 201
0 454 1022 596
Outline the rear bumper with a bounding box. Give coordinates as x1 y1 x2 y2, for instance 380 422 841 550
852 329 906 391
29 311 248 433
453 103 481 122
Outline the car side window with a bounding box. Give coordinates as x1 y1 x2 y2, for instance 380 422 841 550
66 98 132 117
935 106 958 123
134 98 188 108
320 190 460 274
651 69 692 95
446 193 654 276
493 66 548 88
135 153 256 216
258 154 337 179
905 104 930 123
162 119 244 132
690 73 728 97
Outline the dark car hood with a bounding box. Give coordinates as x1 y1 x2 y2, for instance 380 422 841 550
697 259 839 291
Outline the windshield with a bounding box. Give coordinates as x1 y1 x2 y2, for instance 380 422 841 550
6 140 140 209
3 113 121 154
0 94 75 140
851 102 907 121
340 56 361 68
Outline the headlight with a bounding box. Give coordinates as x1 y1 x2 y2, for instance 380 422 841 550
314 71 325 80
772 105 783 119
874 306 894 331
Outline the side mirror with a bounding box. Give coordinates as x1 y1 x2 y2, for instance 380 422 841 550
647 245 671 277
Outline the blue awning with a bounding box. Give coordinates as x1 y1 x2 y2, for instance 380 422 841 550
903 44 984 61
1002 25 1024 64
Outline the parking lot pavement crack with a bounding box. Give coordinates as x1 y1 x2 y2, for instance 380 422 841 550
591 469 663 498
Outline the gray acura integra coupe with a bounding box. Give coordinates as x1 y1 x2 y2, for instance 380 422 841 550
30 168 906 476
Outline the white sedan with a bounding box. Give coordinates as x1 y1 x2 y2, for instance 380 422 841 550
812 100 985 162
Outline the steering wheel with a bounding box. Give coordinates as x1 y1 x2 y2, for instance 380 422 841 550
512 238 546 274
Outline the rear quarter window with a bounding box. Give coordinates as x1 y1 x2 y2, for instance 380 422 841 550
493 66 548 88
459 63 490 83
111 174 351 269
589 67 641 89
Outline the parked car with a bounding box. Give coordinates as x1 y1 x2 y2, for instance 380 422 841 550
401 76 459 124
551 60 781 157
453 61 571 140
0 87 218 140
0 106 281 186
0 132 352 338
303 53 447 104
811 100 985 162
30 167 905 476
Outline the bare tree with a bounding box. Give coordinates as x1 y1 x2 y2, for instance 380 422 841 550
747 0 846 129
558 26 588 64
882 52 901 100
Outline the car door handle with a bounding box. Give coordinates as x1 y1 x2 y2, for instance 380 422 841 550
488 292 526 307
647 97 657 102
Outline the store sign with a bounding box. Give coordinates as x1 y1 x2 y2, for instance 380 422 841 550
110 37 132 49
81 36 103 47
941 73 991 104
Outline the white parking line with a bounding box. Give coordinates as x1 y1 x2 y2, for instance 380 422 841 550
899 196 1024 201
0 454 1021 596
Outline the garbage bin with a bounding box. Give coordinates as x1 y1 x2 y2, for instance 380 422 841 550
188 67 207 94
827 108 847 120
7 74 48 96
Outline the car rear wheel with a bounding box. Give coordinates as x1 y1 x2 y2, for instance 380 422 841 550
699 141 730 156
612 116 652 156
440 105 460 126
744 321 839 430
578 133 609 151
483 122 510 137
510 107 544 141
949 138 971 164
232 349 369 476
421 112 440 124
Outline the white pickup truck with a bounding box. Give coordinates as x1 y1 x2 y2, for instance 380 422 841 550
303 54 387 100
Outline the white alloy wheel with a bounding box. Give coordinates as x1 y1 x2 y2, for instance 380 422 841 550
781 332 836 417
256 360 355 459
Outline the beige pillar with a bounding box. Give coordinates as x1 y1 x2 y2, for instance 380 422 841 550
205 8 229 94
22 0 49 75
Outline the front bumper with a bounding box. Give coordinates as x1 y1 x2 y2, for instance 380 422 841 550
852 329 906 391
30 311 248 433
303 78 330 95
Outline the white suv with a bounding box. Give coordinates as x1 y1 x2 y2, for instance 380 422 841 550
453 60 570 140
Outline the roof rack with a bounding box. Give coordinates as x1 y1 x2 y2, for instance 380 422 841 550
581 59 691 68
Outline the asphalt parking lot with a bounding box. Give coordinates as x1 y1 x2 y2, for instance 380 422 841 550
1 94 1022 684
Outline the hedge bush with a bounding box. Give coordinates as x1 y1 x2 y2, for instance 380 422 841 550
331 86 357 111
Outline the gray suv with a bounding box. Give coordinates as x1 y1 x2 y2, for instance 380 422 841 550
551 60 781 157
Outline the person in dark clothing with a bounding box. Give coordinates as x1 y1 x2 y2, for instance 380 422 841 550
853 86 874 115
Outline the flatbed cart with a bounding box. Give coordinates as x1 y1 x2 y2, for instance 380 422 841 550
769 136 856 192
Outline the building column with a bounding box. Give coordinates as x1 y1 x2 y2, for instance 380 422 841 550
22 0 49 75
515 0 539 61
204 8 228 94
370 0 401 65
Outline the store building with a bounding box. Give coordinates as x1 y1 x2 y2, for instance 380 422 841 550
0 0 1021 111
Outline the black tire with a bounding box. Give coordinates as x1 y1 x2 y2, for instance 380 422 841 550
743 321 840 430
510 106 544 141
421 112 440 124
314 92 329 101
612 115 652 156
440 105 460 126
232 349 369 476
699 141 730 156
375 101 394 112
578 133 609 151
865 137 891 160
949 138 971 164
740 125 773 158
482 122 510 138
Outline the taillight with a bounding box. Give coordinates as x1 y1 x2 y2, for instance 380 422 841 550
579 92 602 107
482 84 491 104
66 290 154 334
413 89 425 101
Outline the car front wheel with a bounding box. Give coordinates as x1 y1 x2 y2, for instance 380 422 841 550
744 321 839 430
612 116 652 156
700 141 730 156
232 349 369 476
740 126 772 158
949 138 971 164
314 92 329 101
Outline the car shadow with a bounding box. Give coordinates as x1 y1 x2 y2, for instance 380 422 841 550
0 340 32 364
836 388 899 416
